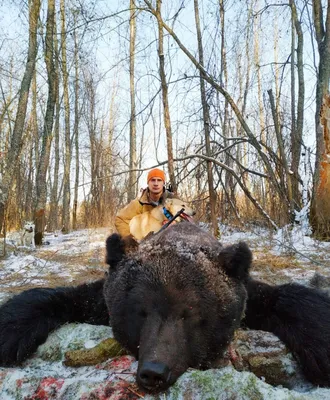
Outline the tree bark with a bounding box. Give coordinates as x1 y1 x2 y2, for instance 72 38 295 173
290 0 304 211
48 21 60 233
25 70 38 220
34 0 57 245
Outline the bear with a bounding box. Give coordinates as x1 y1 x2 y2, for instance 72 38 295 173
104 222 251 390
0 222 330 392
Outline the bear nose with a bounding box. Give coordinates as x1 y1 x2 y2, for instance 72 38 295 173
137 361 171 390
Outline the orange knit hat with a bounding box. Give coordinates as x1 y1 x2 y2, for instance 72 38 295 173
147 168 166 183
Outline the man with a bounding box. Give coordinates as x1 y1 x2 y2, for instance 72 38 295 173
115 168 173 237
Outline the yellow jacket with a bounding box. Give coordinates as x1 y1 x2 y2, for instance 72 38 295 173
114 188 173 237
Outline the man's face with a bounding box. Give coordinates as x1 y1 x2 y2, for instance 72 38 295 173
148 177 164 195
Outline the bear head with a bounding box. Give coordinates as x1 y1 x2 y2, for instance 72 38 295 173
104 222 252 392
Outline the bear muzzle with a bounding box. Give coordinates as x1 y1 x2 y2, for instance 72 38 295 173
137 361 172 391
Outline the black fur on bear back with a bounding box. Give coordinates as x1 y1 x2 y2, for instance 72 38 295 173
136 222 252 284
244 279 330 387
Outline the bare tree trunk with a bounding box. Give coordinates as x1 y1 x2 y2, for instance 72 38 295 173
194 0 218 237
72 13 80 231
25 70 38 219
218 0 231 219
84 73 100 225
290 4 296 179
155 0 177 193
61 0 71 233
103 83 116 226
0 0 41 236
267 88 292 222
89 93 97 224
254 1 267 209
290 0 304 210
235 2 253 221
128 0 137 201
34 0 57 245
310 1 330 238
48 22 60 232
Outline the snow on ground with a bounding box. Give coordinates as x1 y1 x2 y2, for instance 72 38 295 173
0 227 112 303
0 223 330 399
219 222 330 286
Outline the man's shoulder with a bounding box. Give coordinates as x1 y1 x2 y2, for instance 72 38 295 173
138 188 148 202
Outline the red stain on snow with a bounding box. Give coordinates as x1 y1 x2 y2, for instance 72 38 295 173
82 380 144 400
15 378 24 388
105 355 136 371
27 377 65 399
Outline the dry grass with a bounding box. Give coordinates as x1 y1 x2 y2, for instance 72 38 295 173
37 248 106 267
252 251 300 272
0 267 107 296
0 245 108 297
0 268 107 296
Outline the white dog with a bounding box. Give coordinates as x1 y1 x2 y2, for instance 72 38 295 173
20 221 36 248
129 198 195 240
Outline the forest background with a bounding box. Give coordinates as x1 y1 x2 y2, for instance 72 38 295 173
0 0 329 245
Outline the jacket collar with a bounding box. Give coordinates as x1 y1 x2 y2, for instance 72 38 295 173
138 188 166 206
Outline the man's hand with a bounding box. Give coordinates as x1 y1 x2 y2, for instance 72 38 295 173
143 231 155 241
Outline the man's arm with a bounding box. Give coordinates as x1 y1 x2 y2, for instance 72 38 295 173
114 199 142 237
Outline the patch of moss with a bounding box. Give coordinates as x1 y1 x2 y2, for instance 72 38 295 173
240 374 264 400
180 369 265 400
64 337 127 367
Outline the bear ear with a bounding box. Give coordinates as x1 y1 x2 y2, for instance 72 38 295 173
105 234 126 268
218 242 252 281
